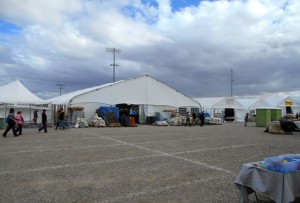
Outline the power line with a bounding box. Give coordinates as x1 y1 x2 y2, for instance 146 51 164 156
106 48 121 82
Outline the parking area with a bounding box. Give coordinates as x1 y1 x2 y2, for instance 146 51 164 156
1 123 300 202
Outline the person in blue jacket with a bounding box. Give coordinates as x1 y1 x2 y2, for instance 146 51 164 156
3 108 18 137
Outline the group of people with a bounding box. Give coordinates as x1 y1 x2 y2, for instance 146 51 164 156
185 111 206 127
2 108 24 137
2 107 67 138
2 108 47 137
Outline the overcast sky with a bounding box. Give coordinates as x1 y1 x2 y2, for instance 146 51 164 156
0 0 300 99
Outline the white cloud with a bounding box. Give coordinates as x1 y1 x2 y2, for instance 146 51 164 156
0 0 83 27
0 0 300 98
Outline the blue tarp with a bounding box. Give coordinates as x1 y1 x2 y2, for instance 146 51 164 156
99 107 120 120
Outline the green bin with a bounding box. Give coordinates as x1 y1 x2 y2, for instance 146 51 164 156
271 109 282 121
256 108 271 127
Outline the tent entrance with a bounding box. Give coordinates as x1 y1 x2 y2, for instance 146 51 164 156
225 108 235 121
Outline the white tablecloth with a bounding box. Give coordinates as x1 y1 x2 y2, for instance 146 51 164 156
234 163 300 203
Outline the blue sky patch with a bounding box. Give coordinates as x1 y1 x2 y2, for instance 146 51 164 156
122 4 158 25
141 0 159 8
171 0 201 12
0 20 21 35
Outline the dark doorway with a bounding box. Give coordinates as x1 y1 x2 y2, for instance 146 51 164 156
286 106 292 114
116 104 139 124
224 108 235 121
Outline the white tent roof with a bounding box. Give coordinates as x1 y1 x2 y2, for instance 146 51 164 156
212 97 245 109
0 80 46 104
194 97 224 110
47 81 123 105
48 75 201 108
264 95 298 107
237 98 273 110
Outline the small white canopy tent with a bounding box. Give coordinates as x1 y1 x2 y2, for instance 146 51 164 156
0 80 49 123
264 95 298 116
48 75 201 123
212 97 246 122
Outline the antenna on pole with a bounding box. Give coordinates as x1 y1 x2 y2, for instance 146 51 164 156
56 83 65 96
106 48 121 82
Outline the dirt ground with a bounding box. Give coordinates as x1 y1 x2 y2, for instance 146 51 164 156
0 122 299 202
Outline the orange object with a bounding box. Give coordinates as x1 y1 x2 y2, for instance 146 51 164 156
130 117 135 125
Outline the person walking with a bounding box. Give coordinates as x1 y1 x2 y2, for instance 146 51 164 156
33 109 38 125
38 109 47 133
221 111 225 123
55 109 61 130
15 111 24 135
58 108 66 130
3 108 18 137
244 113 249 127
200 111 205 127
192 112 197 126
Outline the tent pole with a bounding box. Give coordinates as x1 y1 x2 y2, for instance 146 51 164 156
30 105 32 125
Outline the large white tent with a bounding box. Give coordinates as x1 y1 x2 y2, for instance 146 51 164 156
48 75 201 123
0 80 49 123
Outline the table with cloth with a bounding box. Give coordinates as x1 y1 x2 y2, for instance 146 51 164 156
234 162 300 203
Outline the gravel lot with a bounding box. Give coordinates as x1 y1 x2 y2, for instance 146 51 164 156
1 122 299 203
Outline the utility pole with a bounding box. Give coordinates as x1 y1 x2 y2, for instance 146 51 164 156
230 68 233 97
56 83 65 96
106 48 121 82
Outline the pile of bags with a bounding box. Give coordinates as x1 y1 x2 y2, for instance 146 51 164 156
88 114 106 127
153 120 169 126
169 117 183 126
74 118 89 128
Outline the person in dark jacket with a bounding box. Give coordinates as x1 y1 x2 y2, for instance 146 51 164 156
3 108 18 137
192 112 197 126
38 109 47 133
199 111 205 127
244 113 249 127
33 109 38 124
58 108 66 130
